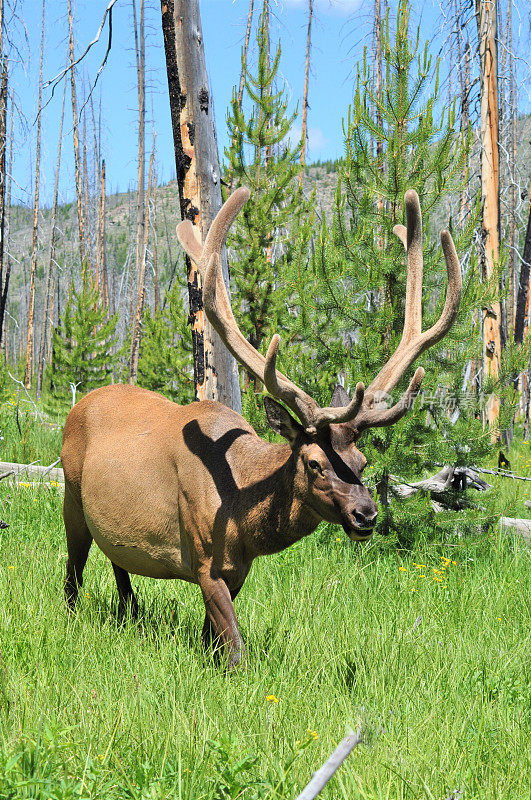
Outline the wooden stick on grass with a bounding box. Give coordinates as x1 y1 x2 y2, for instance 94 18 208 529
295 729 362 800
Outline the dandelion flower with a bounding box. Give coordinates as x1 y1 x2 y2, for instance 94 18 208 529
335 537 341 543
266 694 279 704
399 566 407 572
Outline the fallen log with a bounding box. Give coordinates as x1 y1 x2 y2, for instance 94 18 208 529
499 517 531 543
0 460 64 484
390 466 491 511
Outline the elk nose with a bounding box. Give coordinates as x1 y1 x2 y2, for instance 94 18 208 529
352 509 378 529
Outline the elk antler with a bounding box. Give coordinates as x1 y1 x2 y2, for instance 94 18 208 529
177 188 461 436
177 188 364 432
351 189 462 433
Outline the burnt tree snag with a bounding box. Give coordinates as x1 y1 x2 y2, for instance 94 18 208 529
160 0 241 411
477 0 502 437
514 184 531 346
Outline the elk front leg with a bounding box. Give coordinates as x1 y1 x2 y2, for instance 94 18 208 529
198 569 245 668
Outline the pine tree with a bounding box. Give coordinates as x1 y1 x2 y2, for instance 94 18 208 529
137 280 194 404
50 266 119 404
224 8 313 370
290 0 492 540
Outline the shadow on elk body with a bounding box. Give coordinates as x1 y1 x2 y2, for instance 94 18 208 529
60 187 462 668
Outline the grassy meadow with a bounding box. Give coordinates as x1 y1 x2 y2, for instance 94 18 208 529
0 404 529 799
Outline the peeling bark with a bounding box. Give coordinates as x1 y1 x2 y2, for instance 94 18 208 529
160 0 241 411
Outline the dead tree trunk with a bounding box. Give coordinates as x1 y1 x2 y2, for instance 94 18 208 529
300 0 313 177
227 0 254 191
0 83 12 353
152 167 159 312
0 55 7 349
97 158 109 308
514 184 531 345
477 0 502 438
36 75 66 399
24 0 45 389
68 0 87 266
132 0 146 327
160 0 242 411
129 134 155 383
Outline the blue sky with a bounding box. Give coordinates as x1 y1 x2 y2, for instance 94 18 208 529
9 0 530 207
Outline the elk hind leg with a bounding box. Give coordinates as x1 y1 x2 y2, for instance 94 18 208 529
112 562 139 619
64 487 93 611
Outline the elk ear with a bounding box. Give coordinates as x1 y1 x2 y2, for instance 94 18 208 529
330 384 351 408
264 397 304 446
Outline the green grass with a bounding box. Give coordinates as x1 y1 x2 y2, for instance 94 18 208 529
0 478 529 799
0 399 63 466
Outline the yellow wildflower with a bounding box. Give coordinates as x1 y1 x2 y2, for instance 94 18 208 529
399 566 407 572
335 537 341 543
266 694 279 704
8 565 14 570
410 588 417 592
308 729 318 740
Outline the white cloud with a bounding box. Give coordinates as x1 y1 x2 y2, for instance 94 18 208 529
281 0 362 14
289 125 328 157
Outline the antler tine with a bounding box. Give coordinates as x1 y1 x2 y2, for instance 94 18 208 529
355 367 424 433
264 334 366 430
350 189 462 434
363 189 462 400
176 186 251 277
400 188 423 343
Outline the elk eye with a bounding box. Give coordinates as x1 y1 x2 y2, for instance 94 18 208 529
308 459 323 475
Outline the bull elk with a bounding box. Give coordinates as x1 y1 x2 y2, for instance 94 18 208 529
61 187 461 667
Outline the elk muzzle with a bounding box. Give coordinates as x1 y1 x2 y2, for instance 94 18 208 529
342 493 378 541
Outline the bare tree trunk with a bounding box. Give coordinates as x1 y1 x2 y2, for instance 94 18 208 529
36 75 66 399
227 0 254 191
0 54 7 348
132 0 146 327
152 169 159 312
160 0 242 411
97 158 109 308
68 0 87 266
374 0 384 233
505 0 517 329
129 134 154 383
262 1 271 170
24 0 45 389
300 0 313 177
459 40 471 225
477 0 502 438
515 182 531 345
0 80 12 352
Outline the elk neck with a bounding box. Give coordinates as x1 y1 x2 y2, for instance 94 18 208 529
235 438 321 557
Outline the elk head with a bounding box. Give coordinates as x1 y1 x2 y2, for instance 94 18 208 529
177 188 462 540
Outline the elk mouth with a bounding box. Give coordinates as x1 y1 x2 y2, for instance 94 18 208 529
341 521 375 541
